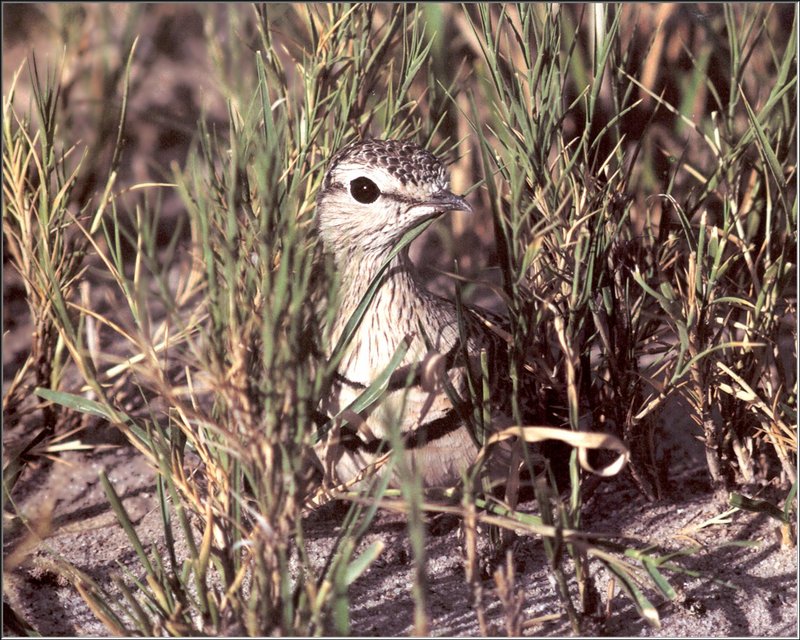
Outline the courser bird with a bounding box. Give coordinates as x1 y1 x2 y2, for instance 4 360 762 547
314 139 531 489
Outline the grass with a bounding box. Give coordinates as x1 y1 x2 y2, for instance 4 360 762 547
2 3 796 636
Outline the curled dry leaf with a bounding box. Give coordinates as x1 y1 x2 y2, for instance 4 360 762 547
478 425 630 477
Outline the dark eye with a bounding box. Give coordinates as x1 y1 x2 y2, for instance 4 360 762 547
350 177 381 204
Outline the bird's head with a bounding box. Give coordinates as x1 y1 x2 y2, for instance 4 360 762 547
316 139 472 255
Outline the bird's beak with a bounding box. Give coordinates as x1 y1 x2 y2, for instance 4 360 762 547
426 190 473 215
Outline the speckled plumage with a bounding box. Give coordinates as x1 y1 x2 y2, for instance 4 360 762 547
315 139 516 488
323 139 448 190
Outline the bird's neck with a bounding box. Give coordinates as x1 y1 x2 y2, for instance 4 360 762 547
331 247 426 362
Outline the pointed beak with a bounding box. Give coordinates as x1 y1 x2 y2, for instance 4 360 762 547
426 190 473 215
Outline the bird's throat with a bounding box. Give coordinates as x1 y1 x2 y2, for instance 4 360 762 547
332 249 425 379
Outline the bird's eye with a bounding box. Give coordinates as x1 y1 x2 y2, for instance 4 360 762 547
350 177 381 204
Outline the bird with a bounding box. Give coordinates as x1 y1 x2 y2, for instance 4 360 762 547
313 138 529 491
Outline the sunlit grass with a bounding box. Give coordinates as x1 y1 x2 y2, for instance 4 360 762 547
2 3 795 636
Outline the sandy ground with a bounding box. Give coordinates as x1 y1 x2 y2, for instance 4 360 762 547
3 429 797 637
